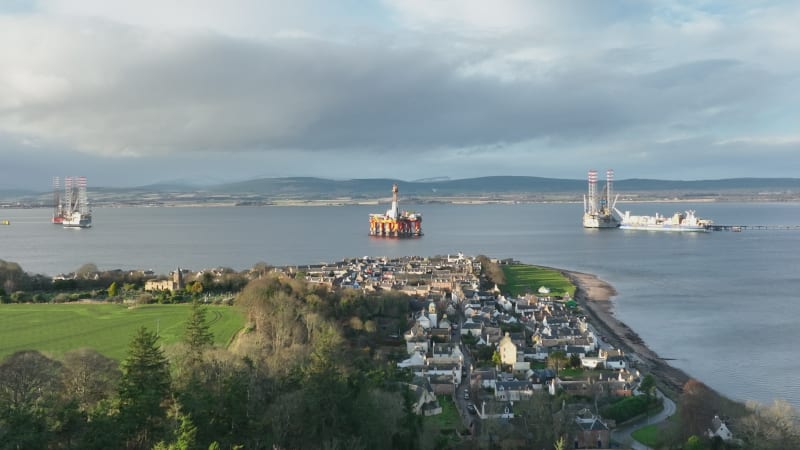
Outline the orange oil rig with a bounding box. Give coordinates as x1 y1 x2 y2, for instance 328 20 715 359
369 184 422 237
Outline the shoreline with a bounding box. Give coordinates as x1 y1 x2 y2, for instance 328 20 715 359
561 269 692 398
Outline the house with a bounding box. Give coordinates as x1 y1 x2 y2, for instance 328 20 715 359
572 409 610 449
494 380 537 401
425 369 461 395
430 328 451 342
581 348 628 370
481 326 504 347
397 351 426 369
430 343 463 365
498 332 518 366
473 368 497 390
461 319 482 337
707 415 734 441
405 380 442 416
404 323 429 355
602 349 628 370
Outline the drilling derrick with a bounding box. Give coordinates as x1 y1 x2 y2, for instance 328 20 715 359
52 176 65 224
582 169 619 229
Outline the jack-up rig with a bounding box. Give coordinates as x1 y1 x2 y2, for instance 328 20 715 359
369 184 422 237
52 176 92 228
582 169 620 228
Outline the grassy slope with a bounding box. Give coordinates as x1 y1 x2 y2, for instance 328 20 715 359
0 303 245 361
501 264 576 298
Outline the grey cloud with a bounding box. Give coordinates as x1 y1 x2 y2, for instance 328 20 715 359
1 8 799 186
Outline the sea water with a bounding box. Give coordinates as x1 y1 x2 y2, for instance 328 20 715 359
1 202 798 408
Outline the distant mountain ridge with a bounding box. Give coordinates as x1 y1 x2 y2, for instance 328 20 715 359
2 176 798 205
208 176 800 197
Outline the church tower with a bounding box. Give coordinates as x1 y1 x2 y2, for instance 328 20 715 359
428 301 438 328
173 267 185 291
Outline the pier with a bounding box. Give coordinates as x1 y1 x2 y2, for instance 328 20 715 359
708 224 800 232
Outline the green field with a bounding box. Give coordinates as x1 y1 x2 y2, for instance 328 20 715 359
501 264 576 298
0 303 245 361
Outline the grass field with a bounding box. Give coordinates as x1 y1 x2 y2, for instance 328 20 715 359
501 264 576 298
631 423 662 447
0 303 245 361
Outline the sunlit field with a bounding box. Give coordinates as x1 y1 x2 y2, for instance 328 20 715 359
0 303 244 360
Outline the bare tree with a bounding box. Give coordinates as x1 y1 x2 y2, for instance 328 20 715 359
739 399 800 450
61 348 121 411
0 350 63 410
679 379 720 439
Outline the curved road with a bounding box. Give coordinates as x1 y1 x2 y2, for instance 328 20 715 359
611 389 676 450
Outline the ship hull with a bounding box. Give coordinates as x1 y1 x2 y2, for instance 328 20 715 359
582 213 620 229
62 212 92 228
619 224 708 232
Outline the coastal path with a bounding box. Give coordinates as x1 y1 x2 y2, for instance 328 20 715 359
611 389 676 450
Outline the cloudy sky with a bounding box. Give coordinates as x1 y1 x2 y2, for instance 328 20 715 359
1 1 799 189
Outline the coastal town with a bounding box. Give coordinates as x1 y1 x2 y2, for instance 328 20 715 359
126 252 730 449
2 251 791 448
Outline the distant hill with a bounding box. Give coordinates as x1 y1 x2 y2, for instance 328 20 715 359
209 176 800 198
3 176 799 206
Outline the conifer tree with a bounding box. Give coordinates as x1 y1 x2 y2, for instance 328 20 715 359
118 326 172 449
184 300 214 366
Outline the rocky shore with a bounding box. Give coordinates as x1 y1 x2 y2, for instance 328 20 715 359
562 270 692 398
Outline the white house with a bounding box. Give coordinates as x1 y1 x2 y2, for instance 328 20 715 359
397 351 426 369
498 332 518 366
707 415 734 441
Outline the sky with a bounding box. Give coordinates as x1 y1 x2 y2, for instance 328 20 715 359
1 1 799 190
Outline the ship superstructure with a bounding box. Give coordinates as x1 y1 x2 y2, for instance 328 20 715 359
614 209 712 232
369 184 422 237
582 169 620 228
61 176 92 228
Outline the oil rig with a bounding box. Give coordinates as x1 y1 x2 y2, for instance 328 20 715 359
369 184 422 237
582 169 620 228
52 176 92 228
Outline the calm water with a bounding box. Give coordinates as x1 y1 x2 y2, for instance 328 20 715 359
1 202 799 408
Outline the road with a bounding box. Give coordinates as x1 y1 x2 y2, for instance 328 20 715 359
453 319 483 438
611 389 677 450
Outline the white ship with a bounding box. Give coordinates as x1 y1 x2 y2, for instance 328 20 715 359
582 169 620 228
615 209 712 232
62 176 92 228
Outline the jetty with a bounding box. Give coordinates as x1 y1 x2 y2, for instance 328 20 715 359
707 224 800 232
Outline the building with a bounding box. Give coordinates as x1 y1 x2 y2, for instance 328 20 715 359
144 267 185 292
498 332 517 366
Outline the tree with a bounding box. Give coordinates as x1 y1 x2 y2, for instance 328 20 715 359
61 348 121 411
685 435 707 450
679 379 719 440
639 373 656 400
492 350 502 367
739 399 800 450
76 263 99 278
0 350 63 410
184 300 214 366
189 281 203 295
548 350 568 376
118 327 172 449
0 351 64 449
108 281 118 298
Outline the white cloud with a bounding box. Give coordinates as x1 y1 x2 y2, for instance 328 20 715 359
0 1 799 185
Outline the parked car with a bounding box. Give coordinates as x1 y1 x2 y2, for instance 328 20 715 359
467 403 477 415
